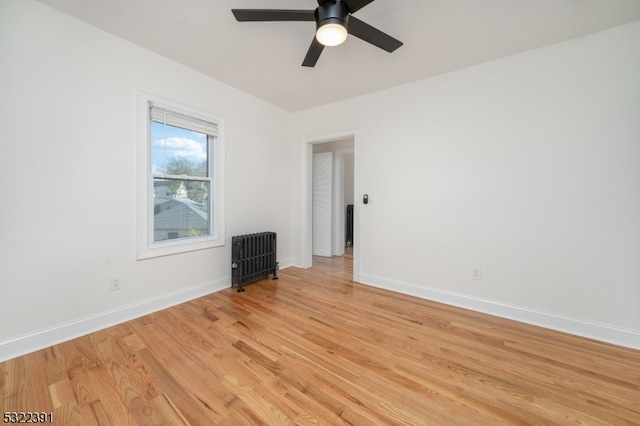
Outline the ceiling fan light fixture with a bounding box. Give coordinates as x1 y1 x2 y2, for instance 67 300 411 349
316 22 348 46
232 0 403 67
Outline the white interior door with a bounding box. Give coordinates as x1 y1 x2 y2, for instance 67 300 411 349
313 152 332 257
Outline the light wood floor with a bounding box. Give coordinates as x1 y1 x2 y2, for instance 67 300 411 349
2 253 639 425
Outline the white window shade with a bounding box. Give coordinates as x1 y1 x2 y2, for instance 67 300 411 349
149 103 218 137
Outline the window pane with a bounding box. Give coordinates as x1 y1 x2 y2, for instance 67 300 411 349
153 178 211 242
151 122 208 177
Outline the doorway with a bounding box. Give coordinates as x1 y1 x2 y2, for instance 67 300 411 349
303 133 359 282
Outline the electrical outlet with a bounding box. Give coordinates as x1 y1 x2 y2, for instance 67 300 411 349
472 267 482 280
110 275 123 291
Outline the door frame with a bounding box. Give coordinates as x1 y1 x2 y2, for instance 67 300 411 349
301 131 360 282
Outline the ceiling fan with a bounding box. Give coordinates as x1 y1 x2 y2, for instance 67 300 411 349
232 0 403 67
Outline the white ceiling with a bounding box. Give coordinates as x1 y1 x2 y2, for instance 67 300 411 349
35 0 640 112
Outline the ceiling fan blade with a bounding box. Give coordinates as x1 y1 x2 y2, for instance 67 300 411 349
341 0 375 13
347 16 403 52
302 37 325 67
232 9 316 22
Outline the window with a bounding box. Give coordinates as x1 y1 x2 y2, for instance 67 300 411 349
137 92 224 259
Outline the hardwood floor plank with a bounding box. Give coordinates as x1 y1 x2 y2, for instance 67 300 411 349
149 393 191 426
2 357 27 411
101 333 160 401
219 373 294 425
136 347 223 424
85 364 137 425
49 378 75 409
37 346 67 387
22 351 54 412
67 365 100 408
59 335 101 371
54 400 99 426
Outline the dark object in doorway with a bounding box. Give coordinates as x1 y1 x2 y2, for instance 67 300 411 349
346 204 354 248
231 232 279 292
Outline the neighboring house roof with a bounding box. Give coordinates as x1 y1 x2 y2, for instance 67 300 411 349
154 198 208 231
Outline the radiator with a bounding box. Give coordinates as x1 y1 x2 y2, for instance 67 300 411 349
231 232 279 292
346 204 354 247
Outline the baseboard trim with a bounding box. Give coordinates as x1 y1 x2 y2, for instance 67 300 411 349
0 277 231 362
277 257 297 270
4 271 636 362
360 273 640 350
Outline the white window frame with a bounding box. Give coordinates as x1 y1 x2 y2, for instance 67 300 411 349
137 91 225 259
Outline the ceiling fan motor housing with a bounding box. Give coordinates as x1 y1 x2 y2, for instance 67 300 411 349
316 1 350 31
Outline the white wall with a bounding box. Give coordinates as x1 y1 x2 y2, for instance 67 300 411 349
0 0 293 360
292 21 640 348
